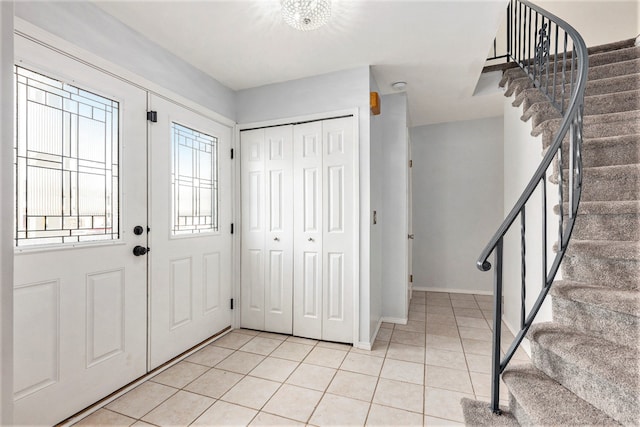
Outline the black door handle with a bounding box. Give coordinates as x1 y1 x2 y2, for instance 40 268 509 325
133 246 149 256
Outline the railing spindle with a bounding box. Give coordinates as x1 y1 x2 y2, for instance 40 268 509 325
558 144 564 251
542 176 548 287
552 24 559 106
520 207 526 329
491 237 504 414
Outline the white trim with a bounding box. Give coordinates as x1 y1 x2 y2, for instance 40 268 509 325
236 109 357 131
59 329 233 427
235 109 361 344
412 286 493 296
381 316 408 325
14 18 235 127
635 34 640 47
354 341 372 351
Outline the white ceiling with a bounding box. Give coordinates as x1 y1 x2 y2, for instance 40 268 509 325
94 0 508 127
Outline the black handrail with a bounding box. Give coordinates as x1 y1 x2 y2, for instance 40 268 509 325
477 0 588 414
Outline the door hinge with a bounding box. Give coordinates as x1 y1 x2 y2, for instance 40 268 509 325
231 223 234 234
147 111 158 123
230 148 234 159
230 298 235 310
409 159 413 168
410 274 413 283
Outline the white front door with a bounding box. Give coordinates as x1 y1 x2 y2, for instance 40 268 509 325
148 95 233 369
13 37 147 426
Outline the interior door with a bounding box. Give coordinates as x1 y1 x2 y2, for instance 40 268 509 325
293 121 324 339
321 117 354 343
148 95 232 369
13 36 147 426
240 126 294 334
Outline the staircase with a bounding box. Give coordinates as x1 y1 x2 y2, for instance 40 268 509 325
462 38 640 426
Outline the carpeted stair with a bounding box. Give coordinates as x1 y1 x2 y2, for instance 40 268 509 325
462 37 640 426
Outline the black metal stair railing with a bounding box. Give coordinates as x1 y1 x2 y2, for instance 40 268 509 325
476 0 588 414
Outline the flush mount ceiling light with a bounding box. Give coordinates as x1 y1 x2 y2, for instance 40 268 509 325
391 81 407 91
281 0 332 31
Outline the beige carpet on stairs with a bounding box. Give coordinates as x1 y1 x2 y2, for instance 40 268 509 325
462 37 640 426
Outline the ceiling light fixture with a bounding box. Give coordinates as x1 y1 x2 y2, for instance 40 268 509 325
281 0 332 31
391 81 407 91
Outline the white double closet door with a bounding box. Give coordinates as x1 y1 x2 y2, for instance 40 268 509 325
240 117 354 343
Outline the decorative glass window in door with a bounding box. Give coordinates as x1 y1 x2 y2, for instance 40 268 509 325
171 123 218 235
14 66 120 247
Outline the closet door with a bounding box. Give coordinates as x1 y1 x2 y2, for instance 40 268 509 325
264 126 294 333
293 122 324 339
240 129 266 330
322 117 354 343
240 127 293 334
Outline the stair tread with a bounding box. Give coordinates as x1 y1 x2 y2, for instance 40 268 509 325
535 109 640 136
551 280 640 317
516 74 640 111
505 57 640 97
529 323 638 391
566 239 640 261
559 200 640 215
502 363 619 425
461 398 518 426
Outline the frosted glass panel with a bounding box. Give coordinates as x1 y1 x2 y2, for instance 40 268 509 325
14 66 119 247
171 123 218 235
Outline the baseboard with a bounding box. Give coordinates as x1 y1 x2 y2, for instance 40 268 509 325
355 341 372 351
412 286 493 296
381 316 408 325
635 34 640 47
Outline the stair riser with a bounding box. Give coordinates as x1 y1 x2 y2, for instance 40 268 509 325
552 297 639 348
561 138 640 167
560 167 640 201
525 92 639 128
542 121 640 149
517 75 640 109
562 255 639 289
531 341 639 426
508 394 533 427
508 59 640 97
570 212 640 241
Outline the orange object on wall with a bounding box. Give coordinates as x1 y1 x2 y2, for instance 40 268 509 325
370 92 380 115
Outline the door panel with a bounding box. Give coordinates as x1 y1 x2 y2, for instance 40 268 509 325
148 95 232 369
293 122 323 339
241 129 266 330
321 117 354 343
264 126 293 333
13 36 147 426
240 126 293 334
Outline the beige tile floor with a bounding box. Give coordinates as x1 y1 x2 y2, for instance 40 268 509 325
74 291 529 427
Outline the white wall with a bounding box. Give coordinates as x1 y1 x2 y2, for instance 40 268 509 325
502 95 556 342
536 1 637 46
15 1 236 120
236 67 373 346
411 116 504 294
380 93 409 321
0 2 13 423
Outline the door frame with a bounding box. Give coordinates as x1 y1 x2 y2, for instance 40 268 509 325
234 109 360 345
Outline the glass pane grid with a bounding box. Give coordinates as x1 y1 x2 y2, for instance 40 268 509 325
14 66 120 247
171 122 218 236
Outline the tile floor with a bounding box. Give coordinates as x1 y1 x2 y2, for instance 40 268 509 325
74 291 529 427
